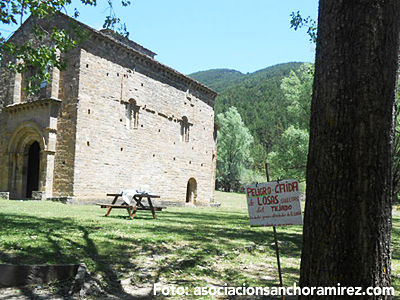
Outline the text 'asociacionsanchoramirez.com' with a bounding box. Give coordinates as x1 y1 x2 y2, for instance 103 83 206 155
153 283 394 297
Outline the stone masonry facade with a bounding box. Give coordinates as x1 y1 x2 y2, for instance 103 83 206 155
0 14 218 205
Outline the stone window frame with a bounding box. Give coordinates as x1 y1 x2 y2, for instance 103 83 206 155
126 98 140 129
180 116 190 142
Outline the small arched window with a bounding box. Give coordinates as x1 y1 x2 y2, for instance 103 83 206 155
126 99 140 129
181 116 190 142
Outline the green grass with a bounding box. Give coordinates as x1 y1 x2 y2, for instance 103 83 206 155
0 193 399 299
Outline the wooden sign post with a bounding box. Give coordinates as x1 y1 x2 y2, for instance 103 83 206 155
266 163 284 300
245 163 303 300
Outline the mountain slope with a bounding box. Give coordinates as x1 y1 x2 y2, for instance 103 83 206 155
189 69 245 93
190 62 307 173
190 62 304 154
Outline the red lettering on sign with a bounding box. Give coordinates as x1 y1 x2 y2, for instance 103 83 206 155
271 205 293 212
247 186 272 197
257 195 279 206
275 181 299 193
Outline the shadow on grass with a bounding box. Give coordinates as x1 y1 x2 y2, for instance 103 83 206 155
156 210 303 250
0 208 303 298
0 214 139 299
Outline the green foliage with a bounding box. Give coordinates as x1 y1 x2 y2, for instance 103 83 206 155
281 63 313 131
239 168 267 187
290 11 317 44
103 0 131 37
2 25 85 95
189 69 245 93
286 11 400 201
268 126 309 181
267 63 313 182
216 107 254 192
213 62 304 173
192 62 311 183
0 0 131 95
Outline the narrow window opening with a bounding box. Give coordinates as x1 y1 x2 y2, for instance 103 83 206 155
180 116 190 142
126 99 140 129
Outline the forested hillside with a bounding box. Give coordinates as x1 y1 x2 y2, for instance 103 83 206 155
189 69 245 92
190 62 305 174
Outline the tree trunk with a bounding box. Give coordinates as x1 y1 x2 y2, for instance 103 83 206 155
300 1 400 299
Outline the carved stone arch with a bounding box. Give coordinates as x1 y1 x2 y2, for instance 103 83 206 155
7 122 47 199
8 122 46 154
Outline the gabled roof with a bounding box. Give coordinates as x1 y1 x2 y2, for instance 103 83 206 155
67 13 218 98
6 12 218 99
99 28 157 59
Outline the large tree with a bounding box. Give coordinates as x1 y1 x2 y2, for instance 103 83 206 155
300 1 400 299
216 106 254 192
268 63 313 181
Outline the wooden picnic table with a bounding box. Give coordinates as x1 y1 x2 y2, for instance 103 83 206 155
97 193 163 219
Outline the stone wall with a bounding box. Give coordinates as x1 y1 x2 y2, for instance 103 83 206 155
0 14 217 204
51 49 81 198
70 36 217 204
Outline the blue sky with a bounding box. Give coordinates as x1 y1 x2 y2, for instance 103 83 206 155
1 0 319 75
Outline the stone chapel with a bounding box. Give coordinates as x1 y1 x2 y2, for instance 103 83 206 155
0 13 218 205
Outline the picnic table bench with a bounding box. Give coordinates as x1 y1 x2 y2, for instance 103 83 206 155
97 193 164 219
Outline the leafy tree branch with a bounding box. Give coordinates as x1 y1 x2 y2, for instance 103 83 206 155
290 11 317 44
0 0 131 95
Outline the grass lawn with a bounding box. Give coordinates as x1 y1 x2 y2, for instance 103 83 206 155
0 192 399 299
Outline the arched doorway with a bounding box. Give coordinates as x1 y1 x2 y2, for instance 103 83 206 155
26 141 40 198
186 178 197 204
6 122 46 199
